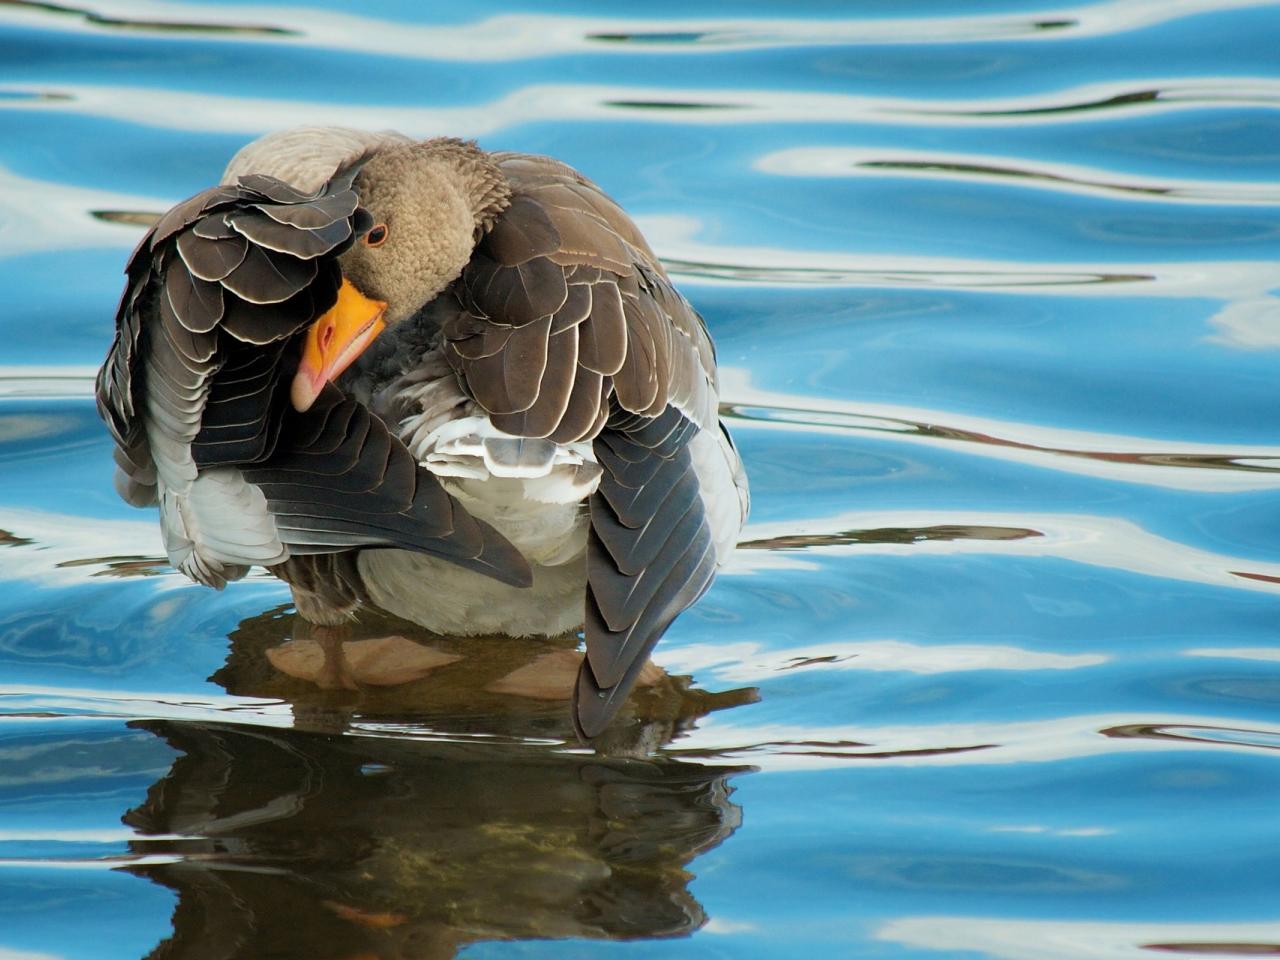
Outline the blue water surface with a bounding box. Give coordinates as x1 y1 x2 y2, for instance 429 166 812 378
2 1 1280 958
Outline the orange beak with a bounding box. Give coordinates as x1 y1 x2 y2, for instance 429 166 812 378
291 279 387 412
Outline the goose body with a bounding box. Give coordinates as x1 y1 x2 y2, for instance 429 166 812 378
97 128 748 735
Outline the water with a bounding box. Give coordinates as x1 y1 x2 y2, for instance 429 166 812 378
2 1 1280 957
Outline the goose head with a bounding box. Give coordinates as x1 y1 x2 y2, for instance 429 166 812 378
289 138 510 412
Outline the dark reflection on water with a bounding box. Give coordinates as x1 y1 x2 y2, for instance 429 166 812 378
673 738 995 763
92 209 164 228
0 87 71 102
666 259 1154 287
854 156 1280 204
909 84 1280 120
125 720 746 960
589 31 709 45
741 523 1042 552
603 99 740 112
54 554 169 578
116 608 755 959
1104 722 1280 751
727 403 1280 476
217 607 757 747
1143 943 1280 956
2 0 299 36
932 88 1161 118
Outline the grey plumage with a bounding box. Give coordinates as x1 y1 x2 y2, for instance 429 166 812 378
429 151 738 737
98 130 747 738
97 160 531 598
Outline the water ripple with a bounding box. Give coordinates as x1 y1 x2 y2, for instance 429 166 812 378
0 0 297 36
721 372 1280 492
661 639 1107 682
896 78 1280 123
0 164 162 257
668 712 1280 770
758 147 1280 206
0 687 294 726
31 178 1280 309
665 257 1155 289
740 522 1044 551
0 367 99 398
4 78 1276 141
4 0 1277 57
646 216 1280 296
1103 722 1280 751
879 917 1280 960
732 508 1280 599
2 1 1279 955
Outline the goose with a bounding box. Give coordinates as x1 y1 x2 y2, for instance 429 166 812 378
96 127 749 737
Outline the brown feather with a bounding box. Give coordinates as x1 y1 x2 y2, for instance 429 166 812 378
548 368 604 444
221 242 318 306
227 209 353 260
449 321 515 361
252 188 357 229
155 288 218 365
175 231 248 283
548 278 593 335
483 194 560 266
612 298 660 414
574 533 715 737
540 203 632 274
151 185 241 250
163 264 225 334
191 213 237 241
498 314 553 412
220 276 322 345
488 326 579 438
465 253 568 327
450 346 516 414
234 173 315 204
442 309 490 342
576 280 627 375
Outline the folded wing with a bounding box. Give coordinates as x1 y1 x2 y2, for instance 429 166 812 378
440 154 737 736
96 166 529 591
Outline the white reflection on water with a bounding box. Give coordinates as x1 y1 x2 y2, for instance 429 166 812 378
0 828 171 842
2 0 1275 56
0 684 292 726
757 146 1280 206
727 371 1280 496
722 371 1280 493
669 712 1280 770
0 853 182 870
732 508 1280 596
22 157 1280 312
1185 646 1280 663
1206 296 1280 349
878 915 1280 960
0 164 162 257
0 946 61 960
0 509 165 587
700 918 760 935
659 640 1106 682
0 368 99 398
646 215 1280 298
4 77 1280 140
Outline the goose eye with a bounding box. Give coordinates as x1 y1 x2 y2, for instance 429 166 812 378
366 224 389 247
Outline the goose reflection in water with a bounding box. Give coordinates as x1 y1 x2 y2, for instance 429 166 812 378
121 607 756 959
